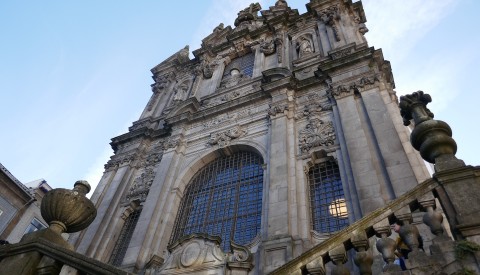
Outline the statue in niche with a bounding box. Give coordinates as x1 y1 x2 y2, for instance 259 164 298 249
296 36 313 58
173 82 189 101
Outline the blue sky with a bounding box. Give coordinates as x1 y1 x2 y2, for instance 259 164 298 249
1 0 479 193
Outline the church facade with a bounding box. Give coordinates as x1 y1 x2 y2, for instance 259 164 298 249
71 0 432 273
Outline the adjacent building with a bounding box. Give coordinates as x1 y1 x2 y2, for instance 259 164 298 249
0 164 51 243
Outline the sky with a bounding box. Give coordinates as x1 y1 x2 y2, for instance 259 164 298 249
1 0 479 194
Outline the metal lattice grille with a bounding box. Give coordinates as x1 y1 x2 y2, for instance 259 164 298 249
222 52 255 78
109 209 142 267
171 151 263 251
309 160 348 233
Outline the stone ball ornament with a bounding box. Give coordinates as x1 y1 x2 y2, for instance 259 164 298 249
40 180 97 234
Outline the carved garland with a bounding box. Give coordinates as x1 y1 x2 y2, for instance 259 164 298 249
328 74 380 99
207 125 247 147
298 119 336 153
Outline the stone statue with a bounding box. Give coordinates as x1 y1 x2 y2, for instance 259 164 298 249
297 36 313 58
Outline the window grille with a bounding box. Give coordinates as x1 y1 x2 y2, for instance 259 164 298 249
109 209 142 267
308 160 348 233
170 151 263 251
24 218 47 234
222 52 255 78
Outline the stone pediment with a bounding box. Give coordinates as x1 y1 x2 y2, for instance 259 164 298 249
164 97 201 124
157 234 226 275
151 46 191 75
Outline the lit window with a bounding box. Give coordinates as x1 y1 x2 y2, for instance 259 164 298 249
109 209 142 267
24 218 47 234
309 160 348 233
170 151 263 251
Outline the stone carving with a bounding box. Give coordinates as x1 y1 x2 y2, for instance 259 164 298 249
164 138 180 150
126 168 155 202
229 241 252 263
104 154 136 171
329 47 353 60
275 0 287 8
299 119 336 153
173 82 190 101
158 235 226 274
328 74 380 99
201 109 252 129
399 91 434 126
219 72 251 89
319 6 341 41
142 149 163 167
358 23 369 35
268 104 288 117
296 101 332 119
151 72 174 92
234 3 262 27
275 35 284 63
260 39 276 56
207 125 247 147
296 36 314 58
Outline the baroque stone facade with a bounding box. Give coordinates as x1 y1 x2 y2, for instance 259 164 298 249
70 0 433 274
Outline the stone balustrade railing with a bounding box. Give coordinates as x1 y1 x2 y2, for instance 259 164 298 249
0 236 131 275
270 168 480 274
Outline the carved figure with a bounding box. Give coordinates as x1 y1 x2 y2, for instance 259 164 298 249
173 83 189 101
297 36 313 58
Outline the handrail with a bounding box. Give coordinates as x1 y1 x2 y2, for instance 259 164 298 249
270 177 439 274
0 237 132 275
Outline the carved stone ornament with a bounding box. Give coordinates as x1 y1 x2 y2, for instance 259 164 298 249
207 125 247 147
318 6 341 41
146 92 160 111
299 119 336 153
260 38 276 56
296 35 314 58
163 138 180 150
173 81 190 102
201 109 252 129
296 100 332 120
126 168 155 202
268 104 288 117
329 45 354 60
151 72 174 92
157 235 226 274
328 74 379 99
104 154 136 171
234 3 262 28
220 72 251 89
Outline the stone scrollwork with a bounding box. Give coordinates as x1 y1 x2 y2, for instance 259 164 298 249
163 138 180 150
229 241 252 263
328 74 380 99
299 119 336 153
260 38 276 56
126 168 155 202
319 6 341 42
268 104 288 117
207 125 247 147
104 154 136 171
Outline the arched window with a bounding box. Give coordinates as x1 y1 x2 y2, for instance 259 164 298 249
109 208 142 266
308 160 348 233
170 151 263 251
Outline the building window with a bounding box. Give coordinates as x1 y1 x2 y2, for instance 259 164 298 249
24 218 47 234
171 151 263 251
222 52 255 78
308 160 348 233
109 209 142 267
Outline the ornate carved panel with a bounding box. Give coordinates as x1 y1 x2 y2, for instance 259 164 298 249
207 125 247 147
298 119 336 153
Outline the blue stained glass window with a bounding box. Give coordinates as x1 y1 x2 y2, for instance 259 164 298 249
309 160 349 233
170 151 263 251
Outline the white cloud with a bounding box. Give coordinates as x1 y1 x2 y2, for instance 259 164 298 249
363 0 459 61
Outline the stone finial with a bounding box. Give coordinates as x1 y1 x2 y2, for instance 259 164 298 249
399 91 433 126
399 91 463 168
40 180 97 234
